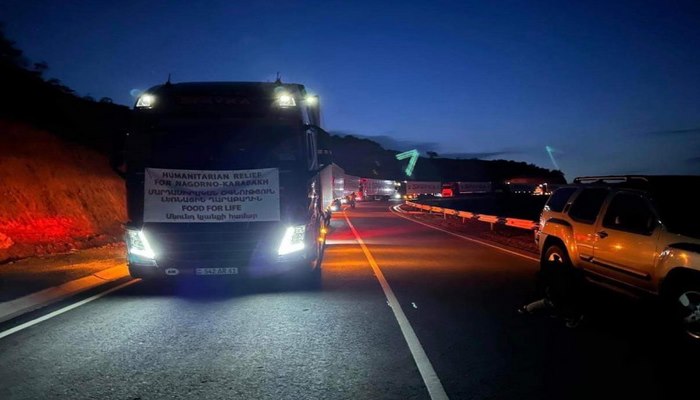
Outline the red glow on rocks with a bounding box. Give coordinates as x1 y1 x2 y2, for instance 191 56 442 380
0 217 93 244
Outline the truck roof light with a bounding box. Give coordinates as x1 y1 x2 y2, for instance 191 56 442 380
305 96 318 106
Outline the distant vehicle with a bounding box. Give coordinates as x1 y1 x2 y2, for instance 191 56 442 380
441 183 455 197
359 178 399 201
441 181 492 197
458 181 492 194
536 175 700 339
402 181 441 199
506 182 538 194
123 81 327 280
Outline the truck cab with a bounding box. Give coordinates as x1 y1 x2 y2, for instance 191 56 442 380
124 81 326 280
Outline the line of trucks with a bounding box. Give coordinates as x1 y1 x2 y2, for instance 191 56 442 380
121 80 548 281
317 164 519 211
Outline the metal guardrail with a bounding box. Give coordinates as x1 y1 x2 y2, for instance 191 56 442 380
404 201 540 231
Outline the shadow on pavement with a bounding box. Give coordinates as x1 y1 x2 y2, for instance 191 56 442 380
118 272 323 301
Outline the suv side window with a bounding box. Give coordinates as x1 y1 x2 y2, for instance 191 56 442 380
603 192 656 235
545 187 576 212
568 188 609 224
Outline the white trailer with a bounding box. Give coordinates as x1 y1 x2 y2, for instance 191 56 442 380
405 181 441 198
360 178 399 201
319 163 345 212
457 181 492 194
343 174 361 197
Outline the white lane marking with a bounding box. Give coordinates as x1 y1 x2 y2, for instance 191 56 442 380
0 279 139 340
391 205 539 262
344 213 449 400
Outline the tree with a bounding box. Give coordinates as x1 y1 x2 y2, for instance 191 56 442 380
0 24 27 67
32 61 48 76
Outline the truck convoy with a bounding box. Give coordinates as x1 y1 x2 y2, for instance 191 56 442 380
124 81 326 280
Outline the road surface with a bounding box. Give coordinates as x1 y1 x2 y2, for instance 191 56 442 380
0 202 696 399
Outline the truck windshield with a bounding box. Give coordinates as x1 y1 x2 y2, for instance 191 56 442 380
139 119 304 171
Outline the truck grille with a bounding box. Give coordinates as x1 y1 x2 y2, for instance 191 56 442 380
144 222 278 265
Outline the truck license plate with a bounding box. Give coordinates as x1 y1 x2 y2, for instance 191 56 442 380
195 267 239 275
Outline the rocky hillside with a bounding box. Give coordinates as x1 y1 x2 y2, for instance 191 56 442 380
0 122 126 262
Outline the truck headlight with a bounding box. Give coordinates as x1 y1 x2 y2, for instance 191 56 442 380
126 230 156 260
278 225 306 255
135 94 156 109
277 93 296 108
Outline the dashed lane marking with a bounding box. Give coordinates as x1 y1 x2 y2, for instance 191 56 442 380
344 212 449 400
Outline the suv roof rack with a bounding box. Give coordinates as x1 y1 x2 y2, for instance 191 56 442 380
573 176 650 185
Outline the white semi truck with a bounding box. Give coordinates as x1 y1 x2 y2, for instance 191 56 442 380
359 178 399 201
403 181 441 199
319 163 345 214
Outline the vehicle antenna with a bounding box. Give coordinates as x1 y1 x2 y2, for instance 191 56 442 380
275 72 282 84
165 73 172 86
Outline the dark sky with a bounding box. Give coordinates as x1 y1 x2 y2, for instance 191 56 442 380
5 0 700 180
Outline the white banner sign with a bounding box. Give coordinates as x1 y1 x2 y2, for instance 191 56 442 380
406 181 441 195
144 168 280 223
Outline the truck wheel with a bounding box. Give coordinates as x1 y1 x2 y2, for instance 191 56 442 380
305 242 323 288
665 279 700 340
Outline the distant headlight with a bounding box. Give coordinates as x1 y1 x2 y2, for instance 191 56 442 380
278 225 306 256
126 229 156 259
393 193 402 199
330 205 338 212
135 94 156 109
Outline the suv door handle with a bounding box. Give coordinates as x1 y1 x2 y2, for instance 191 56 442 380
597 231 608 239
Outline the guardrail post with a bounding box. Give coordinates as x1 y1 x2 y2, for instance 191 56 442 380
490 222 494 231
443 211 446 220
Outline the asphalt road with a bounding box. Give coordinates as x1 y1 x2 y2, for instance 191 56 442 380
0 202 697 399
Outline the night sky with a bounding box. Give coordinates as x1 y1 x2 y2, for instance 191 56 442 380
5 0 700 180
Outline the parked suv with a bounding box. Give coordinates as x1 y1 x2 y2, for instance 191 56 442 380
536 176 700 339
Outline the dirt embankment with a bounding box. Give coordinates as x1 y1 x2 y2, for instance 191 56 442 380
0 121 126 263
